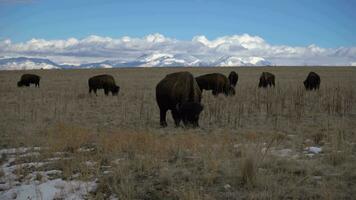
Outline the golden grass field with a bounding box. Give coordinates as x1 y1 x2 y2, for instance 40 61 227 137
0 67 355 199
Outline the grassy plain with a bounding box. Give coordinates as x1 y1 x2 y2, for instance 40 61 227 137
0 67 355 199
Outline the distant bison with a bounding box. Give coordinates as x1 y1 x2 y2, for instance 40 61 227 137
304 72 320 90
156 71 203 128
228 71 239 87
258 72 275 88
88 74 120 96
195 73 235 96
17 74 40 87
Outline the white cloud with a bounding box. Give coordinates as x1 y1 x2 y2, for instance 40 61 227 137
0 33 355 66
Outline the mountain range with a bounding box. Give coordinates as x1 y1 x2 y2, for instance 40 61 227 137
0 54 272 70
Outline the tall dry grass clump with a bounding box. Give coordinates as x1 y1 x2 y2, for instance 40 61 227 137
45 123 94 153
240 148 257 186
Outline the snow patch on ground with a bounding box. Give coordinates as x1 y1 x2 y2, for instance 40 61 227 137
0 147 97 200
304 146 322 157
270 148 294 158
1 179 96 200
0 147 41 155
305 146 322 154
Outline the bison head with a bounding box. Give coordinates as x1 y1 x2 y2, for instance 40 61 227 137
177 102 204 128
227 86 235 96
303 80 310 90
17 81 23 87
259 79 268 88
258 80 263 87
111 86 120 96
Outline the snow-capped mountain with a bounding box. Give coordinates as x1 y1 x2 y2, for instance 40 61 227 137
65 53 206 68
0 57 116 70
0 54 273 70
214 56 272 66
136 53 204 67
0 57 62 70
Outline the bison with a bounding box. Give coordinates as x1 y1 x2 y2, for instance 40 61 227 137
17 74 40 87
156 71 203 128
228 71 239 87
195 73 235 96
88 74 120 96
304 72 320 90
258 72 275 88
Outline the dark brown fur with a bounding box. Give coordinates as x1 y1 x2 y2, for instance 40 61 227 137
304 72 320 90
228 71 239 87
17 74 40 87
156 72 203 128
195 73 235 96
88 74 120 96
258 72 275 88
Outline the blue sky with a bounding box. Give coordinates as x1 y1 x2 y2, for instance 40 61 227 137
1 0 355 47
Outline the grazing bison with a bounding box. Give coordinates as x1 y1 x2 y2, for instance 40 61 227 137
304 72 320 90
17 74 40 87
258 72 275 88
156 71 203 128
228 71 239 87
195 73 235 96
88 74 120 96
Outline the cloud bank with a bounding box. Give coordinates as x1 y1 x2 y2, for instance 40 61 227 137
1 33 355 66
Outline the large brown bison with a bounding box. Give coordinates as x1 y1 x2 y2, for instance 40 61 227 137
88 74 120 96
17 74 40 87
228 71 239 87
304 72 320 90
156 72 203 128
258 72 275 88
195 73 235 96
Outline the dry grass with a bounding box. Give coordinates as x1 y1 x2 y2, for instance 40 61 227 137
0 67 355 199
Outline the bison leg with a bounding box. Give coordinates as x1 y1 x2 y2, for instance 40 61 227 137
212 90 219 96
171 109 181 127
104 88 109 96
159 109 168 127
94 89 98 96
